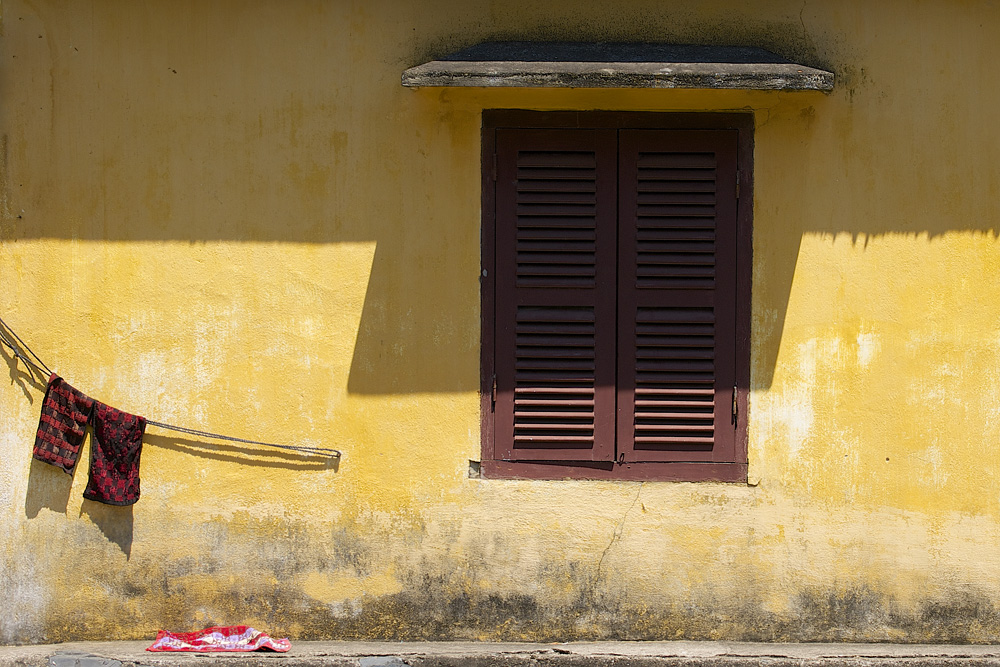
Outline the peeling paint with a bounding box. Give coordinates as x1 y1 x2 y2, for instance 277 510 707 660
856 331 880 369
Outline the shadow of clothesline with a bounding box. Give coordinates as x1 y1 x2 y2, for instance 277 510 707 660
22 434 336 562
143 432 341 471
0 342 47 402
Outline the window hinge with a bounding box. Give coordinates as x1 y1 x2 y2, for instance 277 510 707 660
735 172 740 199
491 374 497 410
732 386 738 425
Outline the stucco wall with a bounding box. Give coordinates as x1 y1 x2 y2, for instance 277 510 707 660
3 0 1000 644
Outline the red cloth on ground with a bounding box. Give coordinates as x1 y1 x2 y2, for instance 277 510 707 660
83 401 146 506
33 373 95 474
146 626 291 652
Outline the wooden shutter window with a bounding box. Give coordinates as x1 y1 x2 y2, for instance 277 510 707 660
483 112 750 481
617 130 738 463
493 129 617 462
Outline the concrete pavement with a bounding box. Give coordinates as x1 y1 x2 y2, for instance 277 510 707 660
5 642 1000 667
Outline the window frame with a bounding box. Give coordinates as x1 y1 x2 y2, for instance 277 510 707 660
480 110 753 481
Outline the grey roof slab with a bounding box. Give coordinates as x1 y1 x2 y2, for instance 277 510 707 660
402 42 834 91
437 43 796 63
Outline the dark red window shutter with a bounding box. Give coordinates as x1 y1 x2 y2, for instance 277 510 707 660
615 130 739 463
493 129 617 461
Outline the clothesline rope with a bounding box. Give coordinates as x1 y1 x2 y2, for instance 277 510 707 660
0 317 52 379
0 315 341 460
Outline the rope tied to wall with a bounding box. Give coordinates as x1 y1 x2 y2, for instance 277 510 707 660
0 315 341 460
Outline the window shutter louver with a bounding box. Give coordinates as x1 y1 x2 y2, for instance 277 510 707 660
494 129 618 462
616 130 739 463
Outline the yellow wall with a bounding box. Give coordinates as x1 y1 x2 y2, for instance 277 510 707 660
3 0 1000 644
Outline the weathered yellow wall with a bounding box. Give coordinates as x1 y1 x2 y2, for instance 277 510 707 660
3 0 1000 645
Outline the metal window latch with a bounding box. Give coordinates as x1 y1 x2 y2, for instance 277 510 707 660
491 374 497 410
732 386 738 425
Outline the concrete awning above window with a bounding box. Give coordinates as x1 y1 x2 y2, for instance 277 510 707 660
402 42 834 91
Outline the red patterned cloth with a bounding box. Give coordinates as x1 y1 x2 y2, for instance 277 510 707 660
33 374 95 474
146 626 291 652
83 401 146 506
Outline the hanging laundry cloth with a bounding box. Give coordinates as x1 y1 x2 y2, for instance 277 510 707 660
83 401 146 506
33 373 95 474
146 626 291 652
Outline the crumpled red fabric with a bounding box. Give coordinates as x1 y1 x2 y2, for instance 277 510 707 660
146 626 291 652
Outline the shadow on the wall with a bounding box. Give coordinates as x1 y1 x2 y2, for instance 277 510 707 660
345 232 479 395
80 499 134 560
22 433 334 561
1 344 47 403
143 433 340 472
6 1 999 399
24 457 75 518
25 459 136 560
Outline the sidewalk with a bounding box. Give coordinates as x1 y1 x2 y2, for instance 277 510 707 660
5 642 1000 667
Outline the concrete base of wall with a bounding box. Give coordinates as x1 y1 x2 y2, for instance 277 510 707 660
6 642 1000 667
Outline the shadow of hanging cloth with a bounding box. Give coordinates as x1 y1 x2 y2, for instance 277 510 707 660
24 443 136 559
24 457 75 518
80 499 134 560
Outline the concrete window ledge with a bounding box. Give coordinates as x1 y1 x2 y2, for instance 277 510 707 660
401 42 834 91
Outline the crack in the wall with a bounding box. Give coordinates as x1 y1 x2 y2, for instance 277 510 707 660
754 93 784 129
798 0 816 60
592 482 643 588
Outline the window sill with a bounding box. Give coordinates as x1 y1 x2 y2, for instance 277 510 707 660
481 460 749 482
